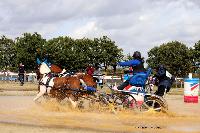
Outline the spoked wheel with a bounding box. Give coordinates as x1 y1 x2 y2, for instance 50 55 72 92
100 92 141 113
96 93 122 113
141 95 168 112
119 94 140 112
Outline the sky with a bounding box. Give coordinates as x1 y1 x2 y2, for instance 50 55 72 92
0 0 200 59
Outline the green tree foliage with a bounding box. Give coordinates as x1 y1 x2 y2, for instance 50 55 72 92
45 36 74 69
45 36 123 71
146 41 192 77
1 32 199 77
14 32 46 71
193 41 200 62
73 38 95 69
190 41 200 74
0 36 15 70
94 36 123 69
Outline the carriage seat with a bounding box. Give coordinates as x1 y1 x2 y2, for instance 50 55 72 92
129 68 152 87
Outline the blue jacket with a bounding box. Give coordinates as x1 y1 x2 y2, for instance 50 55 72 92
119 59 141 67
119 59 146 73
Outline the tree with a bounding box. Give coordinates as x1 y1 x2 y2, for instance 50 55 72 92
73 38 94 69
14 32 46 71
193 41 200 62
191 41 200 74
0 33 123 72
45 36 75 70
0 36 15 70
46 36 123 71
146 41 192 77
93 36 123 70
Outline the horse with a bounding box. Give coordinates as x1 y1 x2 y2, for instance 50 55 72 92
76 73 97 88
33 62 81 108
35 63 64 81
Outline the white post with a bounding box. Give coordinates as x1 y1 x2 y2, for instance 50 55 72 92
188 73 192 79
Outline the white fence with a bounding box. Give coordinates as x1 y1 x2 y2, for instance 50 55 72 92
0 72 185 88
0 72 37 82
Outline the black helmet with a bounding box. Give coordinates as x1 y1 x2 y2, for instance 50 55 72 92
132 51 141 59
156 64 166 71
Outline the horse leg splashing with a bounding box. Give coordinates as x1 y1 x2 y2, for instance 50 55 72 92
50 76 81 108
33 75 54 102
33 85 49 101
63 76 81 108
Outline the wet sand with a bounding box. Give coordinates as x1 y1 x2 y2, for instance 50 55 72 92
0 94 199 133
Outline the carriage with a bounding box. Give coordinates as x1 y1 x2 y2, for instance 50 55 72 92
34 62 168 113
96 68 168 112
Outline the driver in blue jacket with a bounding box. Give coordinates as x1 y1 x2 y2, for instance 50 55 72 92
116 51 146 90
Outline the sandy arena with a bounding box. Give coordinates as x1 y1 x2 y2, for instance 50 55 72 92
0 83 200 133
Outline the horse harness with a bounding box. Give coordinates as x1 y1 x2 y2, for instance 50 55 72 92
39 73 54 89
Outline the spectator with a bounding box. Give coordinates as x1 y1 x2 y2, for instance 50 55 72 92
18 63 25 86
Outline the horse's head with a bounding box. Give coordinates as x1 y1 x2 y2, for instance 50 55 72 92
39 62 51 74
37 57 62 73
81 74 97 88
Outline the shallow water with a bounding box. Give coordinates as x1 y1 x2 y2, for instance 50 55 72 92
0 95 199 133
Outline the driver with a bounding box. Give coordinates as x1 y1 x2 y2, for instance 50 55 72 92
114 51 146 90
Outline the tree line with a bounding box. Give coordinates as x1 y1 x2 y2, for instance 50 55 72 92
147 41 199 77
0 33 123 72
0 32 199 77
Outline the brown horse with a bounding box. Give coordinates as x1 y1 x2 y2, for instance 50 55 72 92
35 63 63 81
49 76 81 106
34 63 81 107
76 73 97 88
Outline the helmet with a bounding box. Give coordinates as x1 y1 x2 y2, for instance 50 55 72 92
132 51 141 59
156 64 166 71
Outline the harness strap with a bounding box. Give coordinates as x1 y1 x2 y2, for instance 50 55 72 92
46 77 52 86
39 75 54 93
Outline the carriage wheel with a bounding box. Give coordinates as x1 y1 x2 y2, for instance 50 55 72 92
98 93 139 113
96 93 120 113
141 96 168 112
119 94 140 112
